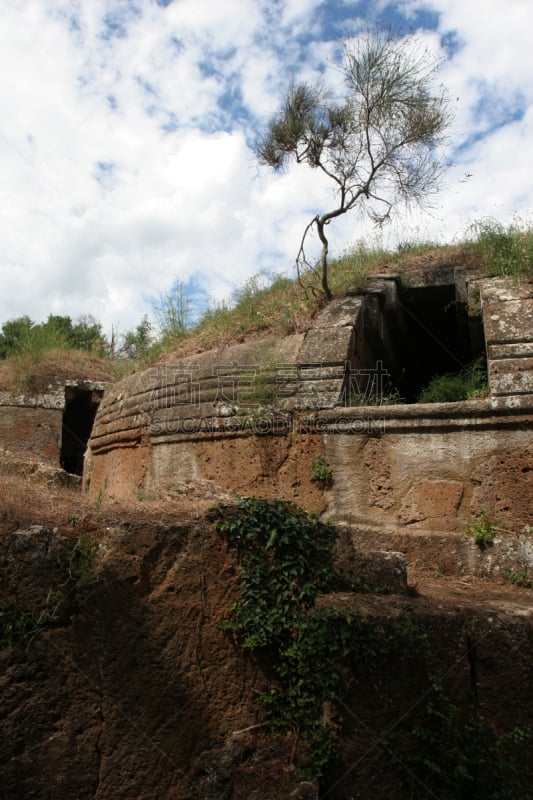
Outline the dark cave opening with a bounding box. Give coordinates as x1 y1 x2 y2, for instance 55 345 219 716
60 387 101 475
394 282 484 403
353 277 486 405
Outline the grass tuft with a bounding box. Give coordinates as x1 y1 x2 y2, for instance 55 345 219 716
0 349 117 394
465 217 533 279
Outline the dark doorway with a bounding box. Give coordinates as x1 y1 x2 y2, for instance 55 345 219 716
395 283 483 402
60 387 101 475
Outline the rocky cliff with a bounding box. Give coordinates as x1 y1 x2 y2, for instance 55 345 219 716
0 490 532 799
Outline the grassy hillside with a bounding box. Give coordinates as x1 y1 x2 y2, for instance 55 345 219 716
1 218 532 390
0 349 119 394
153 218 533 361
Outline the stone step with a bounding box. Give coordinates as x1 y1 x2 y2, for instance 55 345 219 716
338 523 532 581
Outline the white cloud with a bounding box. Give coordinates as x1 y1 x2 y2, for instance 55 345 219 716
0 0 532 341
386 0 533 242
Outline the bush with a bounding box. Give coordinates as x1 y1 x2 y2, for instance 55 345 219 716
463 508 499 547
418 357 488 404
310 456 333 485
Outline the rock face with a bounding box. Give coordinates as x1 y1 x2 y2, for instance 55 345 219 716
85 305 363 512
0 519 531 800
0 521 275 800
85 269 533 578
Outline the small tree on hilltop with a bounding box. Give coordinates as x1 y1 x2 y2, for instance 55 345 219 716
256 30 452 299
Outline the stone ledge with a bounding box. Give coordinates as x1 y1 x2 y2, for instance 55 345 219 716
341 524 533 579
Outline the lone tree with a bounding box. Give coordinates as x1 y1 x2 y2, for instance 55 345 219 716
256 30 452 299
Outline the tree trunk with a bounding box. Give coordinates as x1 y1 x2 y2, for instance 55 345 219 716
316 218 332 300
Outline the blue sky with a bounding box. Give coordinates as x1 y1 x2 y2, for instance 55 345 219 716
0 0 532 336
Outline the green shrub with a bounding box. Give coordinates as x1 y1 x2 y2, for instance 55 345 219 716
392 674 532 800
418 373 472 403
502 566 532 589
310 455 333 485
463 508 499 547
418 357 488 404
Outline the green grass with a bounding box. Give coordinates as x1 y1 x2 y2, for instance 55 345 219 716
466 217 533 280
193 272 319 347
0 348 117 394
163 242 454 360
2 218 532 378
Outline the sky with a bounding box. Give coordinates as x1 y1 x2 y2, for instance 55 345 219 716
0 0 532 338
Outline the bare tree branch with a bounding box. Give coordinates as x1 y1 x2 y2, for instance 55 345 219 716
255 29 452 300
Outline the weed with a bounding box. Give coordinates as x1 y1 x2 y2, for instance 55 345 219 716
0 598 44 648
467 217 533 280
310 456 333 485
395 239 438 255
463 508 500 547
349 388 404 406
0 530 98 650
94 477 109 513
61 531 98 611
95 489 104 513
391 671 532 800
502 566 532 589
0 588 63 649
237 365 278 409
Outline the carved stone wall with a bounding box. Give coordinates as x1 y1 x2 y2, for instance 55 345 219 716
0 381 105 470
85 268 533 576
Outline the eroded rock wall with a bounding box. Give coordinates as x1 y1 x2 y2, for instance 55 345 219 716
0 521 531 800
0 405 62 464
324 411 533 532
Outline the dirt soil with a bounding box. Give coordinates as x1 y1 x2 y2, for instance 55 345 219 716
0 466 531 800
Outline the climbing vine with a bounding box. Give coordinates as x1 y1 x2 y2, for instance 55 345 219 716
213 497 393 780
389 667 532 799
213 497 532 795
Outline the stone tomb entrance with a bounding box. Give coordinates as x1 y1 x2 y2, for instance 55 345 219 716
61 385 103 475
395 280 483 401
352 269 486 403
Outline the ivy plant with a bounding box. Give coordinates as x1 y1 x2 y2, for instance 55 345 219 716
213 497 531 793
213 497 378 780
